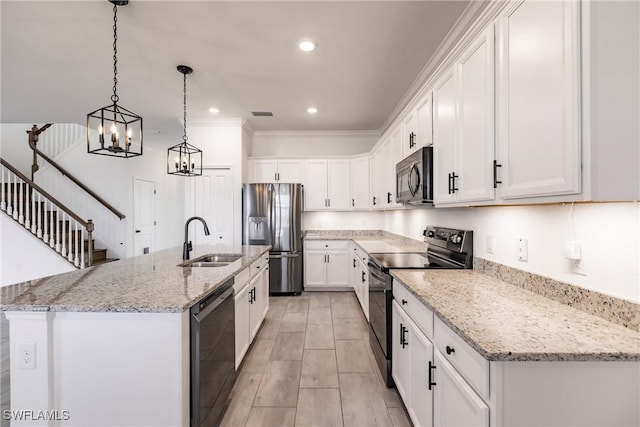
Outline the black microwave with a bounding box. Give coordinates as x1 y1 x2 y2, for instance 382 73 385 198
396 146 433 204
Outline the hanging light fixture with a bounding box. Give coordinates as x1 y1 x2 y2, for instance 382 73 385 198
167 65 203 177
87 0 143 158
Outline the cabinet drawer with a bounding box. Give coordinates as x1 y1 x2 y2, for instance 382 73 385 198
251 253 269 278
433 315 489 401
393 281 433 339
305 240 349 250
352 244 367 264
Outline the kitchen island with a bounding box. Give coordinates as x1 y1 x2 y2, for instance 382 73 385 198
0 244 270 427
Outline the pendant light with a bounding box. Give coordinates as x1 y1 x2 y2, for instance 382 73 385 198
87 0 143 158
167 65 202 177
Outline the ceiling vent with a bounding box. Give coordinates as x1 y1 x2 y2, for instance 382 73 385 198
251 111 273 117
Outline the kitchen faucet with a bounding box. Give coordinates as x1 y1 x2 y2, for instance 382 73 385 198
183 216 210 260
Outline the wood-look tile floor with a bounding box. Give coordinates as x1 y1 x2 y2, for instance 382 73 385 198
221 292 412 427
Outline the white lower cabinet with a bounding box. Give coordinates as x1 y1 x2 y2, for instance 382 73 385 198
350 245 369 320
392 300 434 427
234 253 270 368
304 240 350 290
433 350 489 427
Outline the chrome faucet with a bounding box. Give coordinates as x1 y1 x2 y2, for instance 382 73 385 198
183 216 210 260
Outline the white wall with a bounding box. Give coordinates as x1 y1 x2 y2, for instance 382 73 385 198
302 211 383 231
250 131 379 157
0 124 34 176
0 214 74 286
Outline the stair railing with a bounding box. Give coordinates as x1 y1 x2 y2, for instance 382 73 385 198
1 158 94 267
27 124 125 220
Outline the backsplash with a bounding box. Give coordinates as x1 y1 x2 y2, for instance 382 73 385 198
474 258 640 331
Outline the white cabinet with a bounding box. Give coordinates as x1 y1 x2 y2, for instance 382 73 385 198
303 159 351 210
250 159 304 183
350 157 370 210
378 126 403 209
304 240 350 290
350 244 369 320
234 253 270 368
392 300 435 427
496 0 581 200
433 26 496 206
401 110 417 158
369 148 382 209
433 350 489 427
416 92 433 151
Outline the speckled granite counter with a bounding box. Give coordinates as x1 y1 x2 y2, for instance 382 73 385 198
0 245 270 313
304 229 426 253
391 269 640 362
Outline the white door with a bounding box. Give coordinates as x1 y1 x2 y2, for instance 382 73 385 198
191 168 234 246
391 301 410 401
407 316 434 427
402 110 416 157
304 251 328 287
133 178 155 256
234 284 251 369
326 250 349 287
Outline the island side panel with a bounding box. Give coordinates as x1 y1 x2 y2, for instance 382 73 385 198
51 311 189 427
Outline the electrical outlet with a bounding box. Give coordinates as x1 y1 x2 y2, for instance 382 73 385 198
486 235 494 254
18 343 36 369
572 259 587 276
518 238 528 262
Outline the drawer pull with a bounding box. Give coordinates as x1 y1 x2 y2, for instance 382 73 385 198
446 345 455 355
428 361 436 390
401 299 407 305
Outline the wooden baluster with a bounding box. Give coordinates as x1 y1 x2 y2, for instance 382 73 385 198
18 177 24 224
68 217 74 263
30 186 37 234
73 222 79 266
25 183 31 230
55 206 61 252
49 200 55 248
42 198 48 243
60 211 66 257
0 165 5 211
36 191 42 238
8 174 14 218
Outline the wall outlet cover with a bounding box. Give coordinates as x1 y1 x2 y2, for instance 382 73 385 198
18 342 36 369
518 238 528 262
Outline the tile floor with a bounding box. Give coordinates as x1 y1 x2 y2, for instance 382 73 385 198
221 292 412 427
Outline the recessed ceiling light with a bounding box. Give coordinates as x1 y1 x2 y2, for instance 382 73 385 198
299 40 316 52
208 107 220 114
307 107 318 114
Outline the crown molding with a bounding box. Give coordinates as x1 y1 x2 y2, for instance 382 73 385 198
252 130 380 138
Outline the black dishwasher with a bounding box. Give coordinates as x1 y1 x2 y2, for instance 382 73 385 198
190 278 236 427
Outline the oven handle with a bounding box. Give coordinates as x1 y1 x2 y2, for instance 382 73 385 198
367 261 388 282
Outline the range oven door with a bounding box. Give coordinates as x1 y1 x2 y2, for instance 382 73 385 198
367 260 394 386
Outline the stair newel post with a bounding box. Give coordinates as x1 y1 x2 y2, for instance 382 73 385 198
87 220 94 267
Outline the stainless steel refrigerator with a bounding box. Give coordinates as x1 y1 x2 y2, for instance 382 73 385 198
242 183 303 295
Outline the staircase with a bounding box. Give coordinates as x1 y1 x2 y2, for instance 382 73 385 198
1 158 115 268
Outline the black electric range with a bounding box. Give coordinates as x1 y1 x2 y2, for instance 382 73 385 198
367 226 473 387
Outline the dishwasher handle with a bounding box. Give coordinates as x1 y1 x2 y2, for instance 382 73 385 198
192 280 234 322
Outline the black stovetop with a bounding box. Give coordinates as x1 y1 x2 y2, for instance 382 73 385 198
369 252 449 270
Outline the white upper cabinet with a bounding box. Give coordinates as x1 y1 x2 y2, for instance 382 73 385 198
249 159 303 183
303 159 351 211
433 26 495 206
416 92 433 151
350 157 370 210
495 0 581 200
401 110 417 158
381 125 403 208
433 68 458 205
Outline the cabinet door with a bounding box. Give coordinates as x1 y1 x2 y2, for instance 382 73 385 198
387 126 403 207
370 149 382 209
402 111 417 157
457 26 496 203
234 285 251 369
391 301 410 401
351 254 361 303
434 350 489 427
303 160 328 210
433 68 458 204
252 160 279 183
327 159 351 210
416 92 433 150
259 264 270 319
406 315 434 427
248 276 262 341
496 0 581 199
277 160 303 183
350 157 370 210
304 251 327 287
361 263 369 321
326 250 349 287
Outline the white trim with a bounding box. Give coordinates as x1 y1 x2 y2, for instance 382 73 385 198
252 130 380 138
184 117 244 127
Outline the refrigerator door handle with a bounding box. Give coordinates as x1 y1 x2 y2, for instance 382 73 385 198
268 184 276 246
269 253 300 259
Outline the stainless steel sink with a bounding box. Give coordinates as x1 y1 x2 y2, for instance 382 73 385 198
178 253 243 267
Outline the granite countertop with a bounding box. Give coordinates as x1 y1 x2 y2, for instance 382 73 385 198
0 245 270 314
304 230 426 253
391 270 640 362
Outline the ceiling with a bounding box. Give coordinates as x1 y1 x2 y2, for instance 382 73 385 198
1 1 470 143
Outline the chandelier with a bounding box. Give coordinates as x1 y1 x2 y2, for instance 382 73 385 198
87 0 143 158
167 65 203 177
